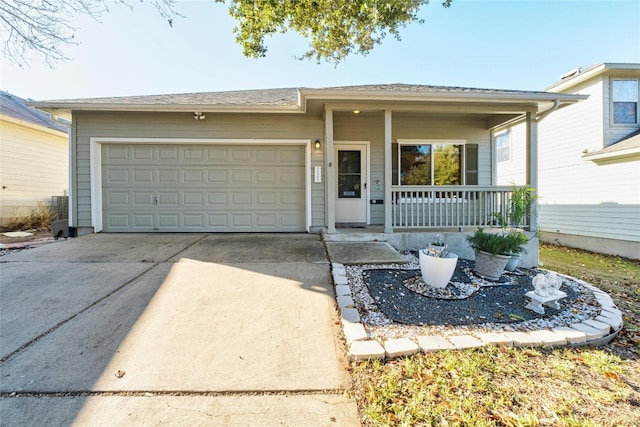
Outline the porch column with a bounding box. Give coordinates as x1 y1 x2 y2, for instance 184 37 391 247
384 109 393 233
525 111 538 231
325 108 336 234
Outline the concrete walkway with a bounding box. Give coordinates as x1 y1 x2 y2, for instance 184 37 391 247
0 234 360 426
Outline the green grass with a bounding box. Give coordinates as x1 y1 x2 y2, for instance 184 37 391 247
351 245 640 426
352 346 640 426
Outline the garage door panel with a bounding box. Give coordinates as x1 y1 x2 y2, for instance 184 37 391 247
183 192 204 205
159 169 179 183
182 169 204 183
102 143 305 232
133 147 154 160
257 192 277 207
231 170 252 183
133 214 154 228
159 147 179 160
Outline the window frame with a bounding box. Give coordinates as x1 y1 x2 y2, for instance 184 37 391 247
395 139 467 186
495 130 512 164
611 78 639 126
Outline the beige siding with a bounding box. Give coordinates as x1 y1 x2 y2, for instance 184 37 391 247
74 111 325 231
0 118 68 224
498 73 640 247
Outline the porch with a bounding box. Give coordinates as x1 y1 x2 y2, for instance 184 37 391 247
323 185 539 267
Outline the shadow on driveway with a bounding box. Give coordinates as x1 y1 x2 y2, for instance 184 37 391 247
0 233 358 426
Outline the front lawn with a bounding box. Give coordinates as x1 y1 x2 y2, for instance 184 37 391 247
350 244 640 426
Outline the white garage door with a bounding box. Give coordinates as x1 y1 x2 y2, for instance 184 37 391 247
102 144 306 232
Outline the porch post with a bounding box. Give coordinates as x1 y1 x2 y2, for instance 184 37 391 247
384 109 393 233
325 107 336 234
525 112 538 232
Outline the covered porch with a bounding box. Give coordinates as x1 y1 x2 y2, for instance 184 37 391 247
298 86 585 267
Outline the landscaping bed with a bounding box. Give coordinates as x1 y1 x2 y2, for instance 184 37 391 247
349 244 640 426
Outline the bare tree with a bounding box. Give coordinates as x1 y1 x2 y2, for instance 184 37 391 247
0 0 181 67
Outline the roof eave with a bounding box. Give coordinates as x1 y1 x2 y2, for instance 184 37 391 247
27 102 304 115
546 63 640 92
298 88 585 111
582 146 640 162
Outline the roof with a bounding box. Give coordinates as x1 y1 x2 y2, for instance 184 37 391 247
0 91 68 133
582 128 640 162
28 83 585 118
546 63 640 92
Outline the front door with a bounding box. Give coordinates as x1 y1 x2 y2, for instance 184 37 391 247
335 143 368 223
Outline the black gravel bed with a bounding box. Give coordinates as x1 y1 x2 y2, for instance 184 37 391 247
363 259 581 326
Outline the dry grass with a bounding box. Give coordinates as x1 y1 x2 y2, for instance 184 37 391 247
350 244 640 426
1 205 55 233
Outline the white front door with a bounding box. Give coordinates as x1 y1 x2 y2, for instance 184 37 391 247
335 143 368 223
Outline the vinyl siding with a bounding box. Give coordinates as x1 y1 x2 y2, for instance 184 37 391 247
498 72 640 248
73 111 325 230
333 113 492 225
540 204 640 242
495 124 528 185
0 118 68 224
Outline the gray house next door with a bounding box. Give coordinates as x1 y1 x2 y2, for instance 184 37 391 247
101 143 306 232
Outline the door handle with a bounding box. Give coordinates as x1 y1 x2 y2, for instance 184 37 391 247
363 182 367 189
154 196 158 205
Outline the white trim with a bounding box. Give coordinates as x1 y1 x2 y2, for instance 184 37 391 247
610 78 640 127
334 141 371 224
90 137 312 233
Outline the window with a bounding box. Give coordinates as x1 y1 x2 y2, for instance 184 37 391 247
495 131 511 163
612 79 639 124
393 140 467 185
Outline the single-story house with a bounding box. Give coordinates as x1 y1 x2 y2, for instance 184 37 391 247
497 63 640 259
31 85 586 266
0 91 69 227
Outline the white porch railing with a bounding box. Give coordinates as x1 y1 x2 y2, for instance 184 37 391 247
392 185 529 229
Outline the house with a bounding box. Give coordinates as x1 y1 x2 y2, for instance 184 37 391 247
0 91 69 227
30 85 585 267
497 64 640 259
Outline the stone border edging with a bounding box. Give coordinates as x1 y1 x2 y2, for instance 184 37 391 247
331 263 624 361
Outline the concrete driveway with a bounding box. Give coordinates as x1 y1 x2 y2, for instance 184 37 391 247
0 234 359 426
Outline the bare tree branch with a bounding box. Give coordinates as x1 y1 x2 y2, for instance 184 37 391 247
0 0 181 67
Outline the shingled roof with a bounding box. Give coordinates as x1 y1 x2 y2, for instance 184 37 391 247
1 91 68 133
28 83 586 117
38 88 300 107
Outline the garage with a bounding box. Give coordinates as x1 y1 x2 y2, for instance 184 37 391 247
100 143 307 232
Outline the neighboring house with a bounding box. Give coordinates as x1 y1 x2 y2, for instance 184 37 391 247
497 63 640 259
31 85 585 266
0 91 69 227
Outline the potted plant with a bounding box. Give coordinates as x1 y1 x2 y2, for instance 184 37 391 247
419 234 458 288
493 184 539 271
466 228 527 280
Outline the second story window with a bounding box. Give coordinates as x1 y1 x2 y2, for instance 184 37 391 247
612 79 639 125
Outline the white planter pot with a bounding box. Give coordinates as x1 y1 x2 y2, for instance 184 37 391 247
504 253 522 272
419 250 459 289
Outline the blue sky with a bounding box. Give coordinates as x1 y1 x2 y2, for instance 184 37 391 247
2 0 639 100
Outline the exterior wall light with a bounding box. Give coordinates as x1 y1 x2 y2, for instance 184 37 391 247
194 112 206 120
314 140 321 149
